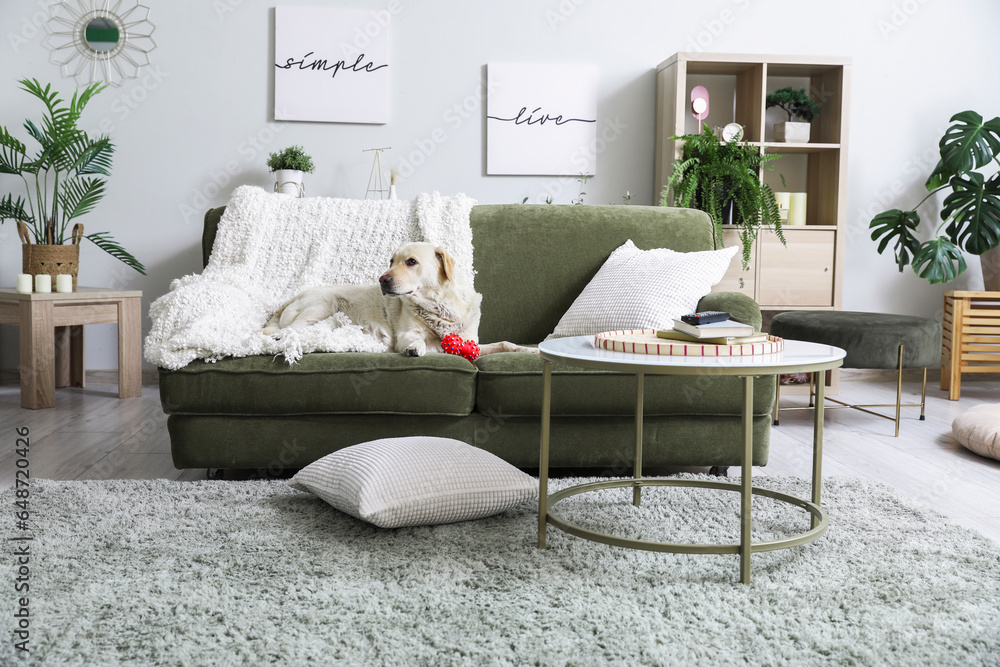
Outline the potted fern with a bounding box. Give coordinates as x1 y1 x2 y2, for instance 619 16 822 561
267 145 314 197
660 123 785 274
0 79 145 287
766 87 821 143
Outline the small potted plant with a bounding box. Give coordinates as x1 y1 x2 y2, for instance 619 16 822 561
870 110 1000 288
266 145 314 197
766 87 821 143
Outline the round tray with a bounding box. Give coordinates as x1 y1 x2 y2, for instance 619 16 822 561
594 329 784 356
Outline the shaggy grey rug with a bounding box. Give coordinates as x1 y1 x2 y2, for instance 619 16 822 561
3 476 999 666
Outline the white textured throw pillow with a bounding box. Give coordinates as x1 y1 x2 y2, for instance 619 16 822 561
288 437 537 528
547 240 738 339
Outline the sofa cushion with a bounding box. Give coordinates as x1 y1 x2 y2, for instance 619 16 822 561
288 436 537 528
474 352 774 417
159 352 477 416
547 240 738 338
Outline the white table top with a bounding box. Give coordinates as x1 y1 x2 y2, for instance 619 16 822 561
538 335 846 376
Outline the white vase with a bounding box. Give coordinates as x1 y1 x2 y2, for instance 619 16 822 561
774 121 811 143
274 169 305 197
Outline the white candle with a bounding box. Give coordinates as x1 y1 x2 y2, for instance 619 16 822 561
788 192 808 226
16 274 33 293
34 274 51 293
774 192 791 223
56 274 73 293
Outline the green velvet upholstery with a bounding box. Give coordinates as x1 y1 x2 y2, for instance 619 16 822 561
474 352 774 417
159 353 477 416
166 204 775 471
769 311 941 369
168 413 771 471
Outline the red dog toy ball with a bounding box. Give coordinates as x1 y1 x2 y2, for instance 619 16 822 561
441 334 464 356
460 340 480 362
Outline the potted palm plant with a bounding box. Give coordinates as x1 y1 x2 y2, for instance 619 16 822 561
766 87 821 143
0 79 145 288
267 145 314 197
869 110 1000 289
661 123 785 276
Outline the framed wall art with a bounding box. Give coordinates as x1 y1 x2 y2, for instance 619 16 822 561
486 62 597 176
274 6 389 124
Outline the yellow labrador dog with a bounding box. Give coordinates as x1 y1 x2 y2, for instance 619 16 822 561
263 242 527 357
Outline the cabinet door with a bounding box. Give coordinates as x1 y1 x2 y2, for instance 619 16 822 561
712 228 756 297
757 229 835 307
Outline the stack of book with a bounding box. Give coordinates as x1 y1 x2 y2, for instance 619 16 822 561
656 317 766 346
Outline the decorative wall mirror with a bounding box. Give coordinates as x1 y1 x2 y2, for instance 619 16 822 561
45 1 157 87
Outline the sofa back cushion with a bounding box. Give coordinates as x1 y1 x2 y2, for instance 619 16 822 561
470 204 716 344
202 203 717 344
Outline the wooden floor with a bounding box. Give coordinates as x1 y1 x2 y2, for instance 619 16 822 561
2 369 999 543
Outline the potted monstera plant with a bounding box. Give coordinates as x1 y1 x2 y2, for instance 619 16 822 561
0 79 145 288
267 145 314 197
661 123 785 276
766 87 821 143
870 110 1000 289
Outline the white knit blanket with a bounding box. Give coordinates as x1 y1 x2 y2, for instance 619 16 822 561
144 186 476 370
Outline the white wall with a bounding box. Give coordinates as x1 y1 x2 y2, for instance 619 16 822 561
2 0 999 369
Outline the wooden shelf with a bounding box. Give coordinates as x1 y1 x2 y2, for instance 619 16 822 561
654 52 851 311
759 142 840 153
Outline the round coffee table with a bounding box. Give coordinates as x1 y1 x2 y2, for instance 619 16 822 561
536 335 846 584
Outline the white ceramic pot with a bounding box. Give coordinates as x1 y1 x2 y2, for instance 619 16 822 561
274 169 305 197
774 121 811 143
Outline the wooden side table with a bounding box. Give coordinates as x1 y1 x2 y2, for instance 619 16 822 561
0 287 143 409
942 290 1000 400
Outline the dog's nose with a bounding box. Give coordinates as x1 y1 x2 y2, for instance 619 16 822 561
379 274 393 294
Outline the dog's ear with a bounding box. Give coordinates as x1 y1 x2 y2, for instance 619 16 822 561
435 247 455 282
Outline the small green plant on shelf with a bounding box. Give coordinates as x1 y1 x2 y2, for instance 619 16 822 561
266 145 315 173
661 123 785 275
765 87 822 123
0 78 145 274
869 110 1000 284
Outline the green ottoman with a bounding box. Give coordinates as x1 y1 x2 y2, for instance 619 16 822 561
769 311 942 436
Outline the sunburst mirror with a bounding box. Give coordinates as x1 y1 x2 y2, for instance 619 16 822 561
45 0 157 87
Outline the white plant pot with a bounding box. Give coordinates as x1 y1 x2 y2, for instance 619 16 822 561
774 121 811 143
274 169 305 197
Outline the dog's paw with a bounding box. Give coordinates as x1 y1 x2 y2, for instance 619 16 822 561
404 340 426 357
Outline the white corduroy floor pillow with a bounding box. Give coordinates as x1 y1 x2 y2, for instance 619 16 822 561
288 437 537 528
952 403 1000 461
546 240 739 339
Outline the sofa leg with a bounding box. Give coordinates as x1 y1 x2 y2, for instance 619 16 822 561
207 468 225 480
709 466 729 477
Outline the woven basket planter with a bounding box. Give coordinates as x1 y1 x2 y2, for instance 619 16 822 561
17 221 82 291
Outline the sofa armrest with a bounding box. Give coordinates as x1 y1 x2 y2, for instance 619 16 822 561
696 291 763 331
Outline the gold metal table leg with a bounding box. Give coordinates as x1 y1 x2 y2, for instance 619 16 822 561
894 344 904 437
812 371 825 529
634 372 644 507
538 361 552 549
740 374 754 584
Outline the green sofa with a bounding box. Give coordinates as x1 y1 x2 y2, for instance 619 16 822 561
158 204 775 473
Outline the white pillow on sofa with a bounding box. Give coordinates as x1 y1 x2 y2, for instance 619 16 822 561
547 240 738 339
288 436 537 528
